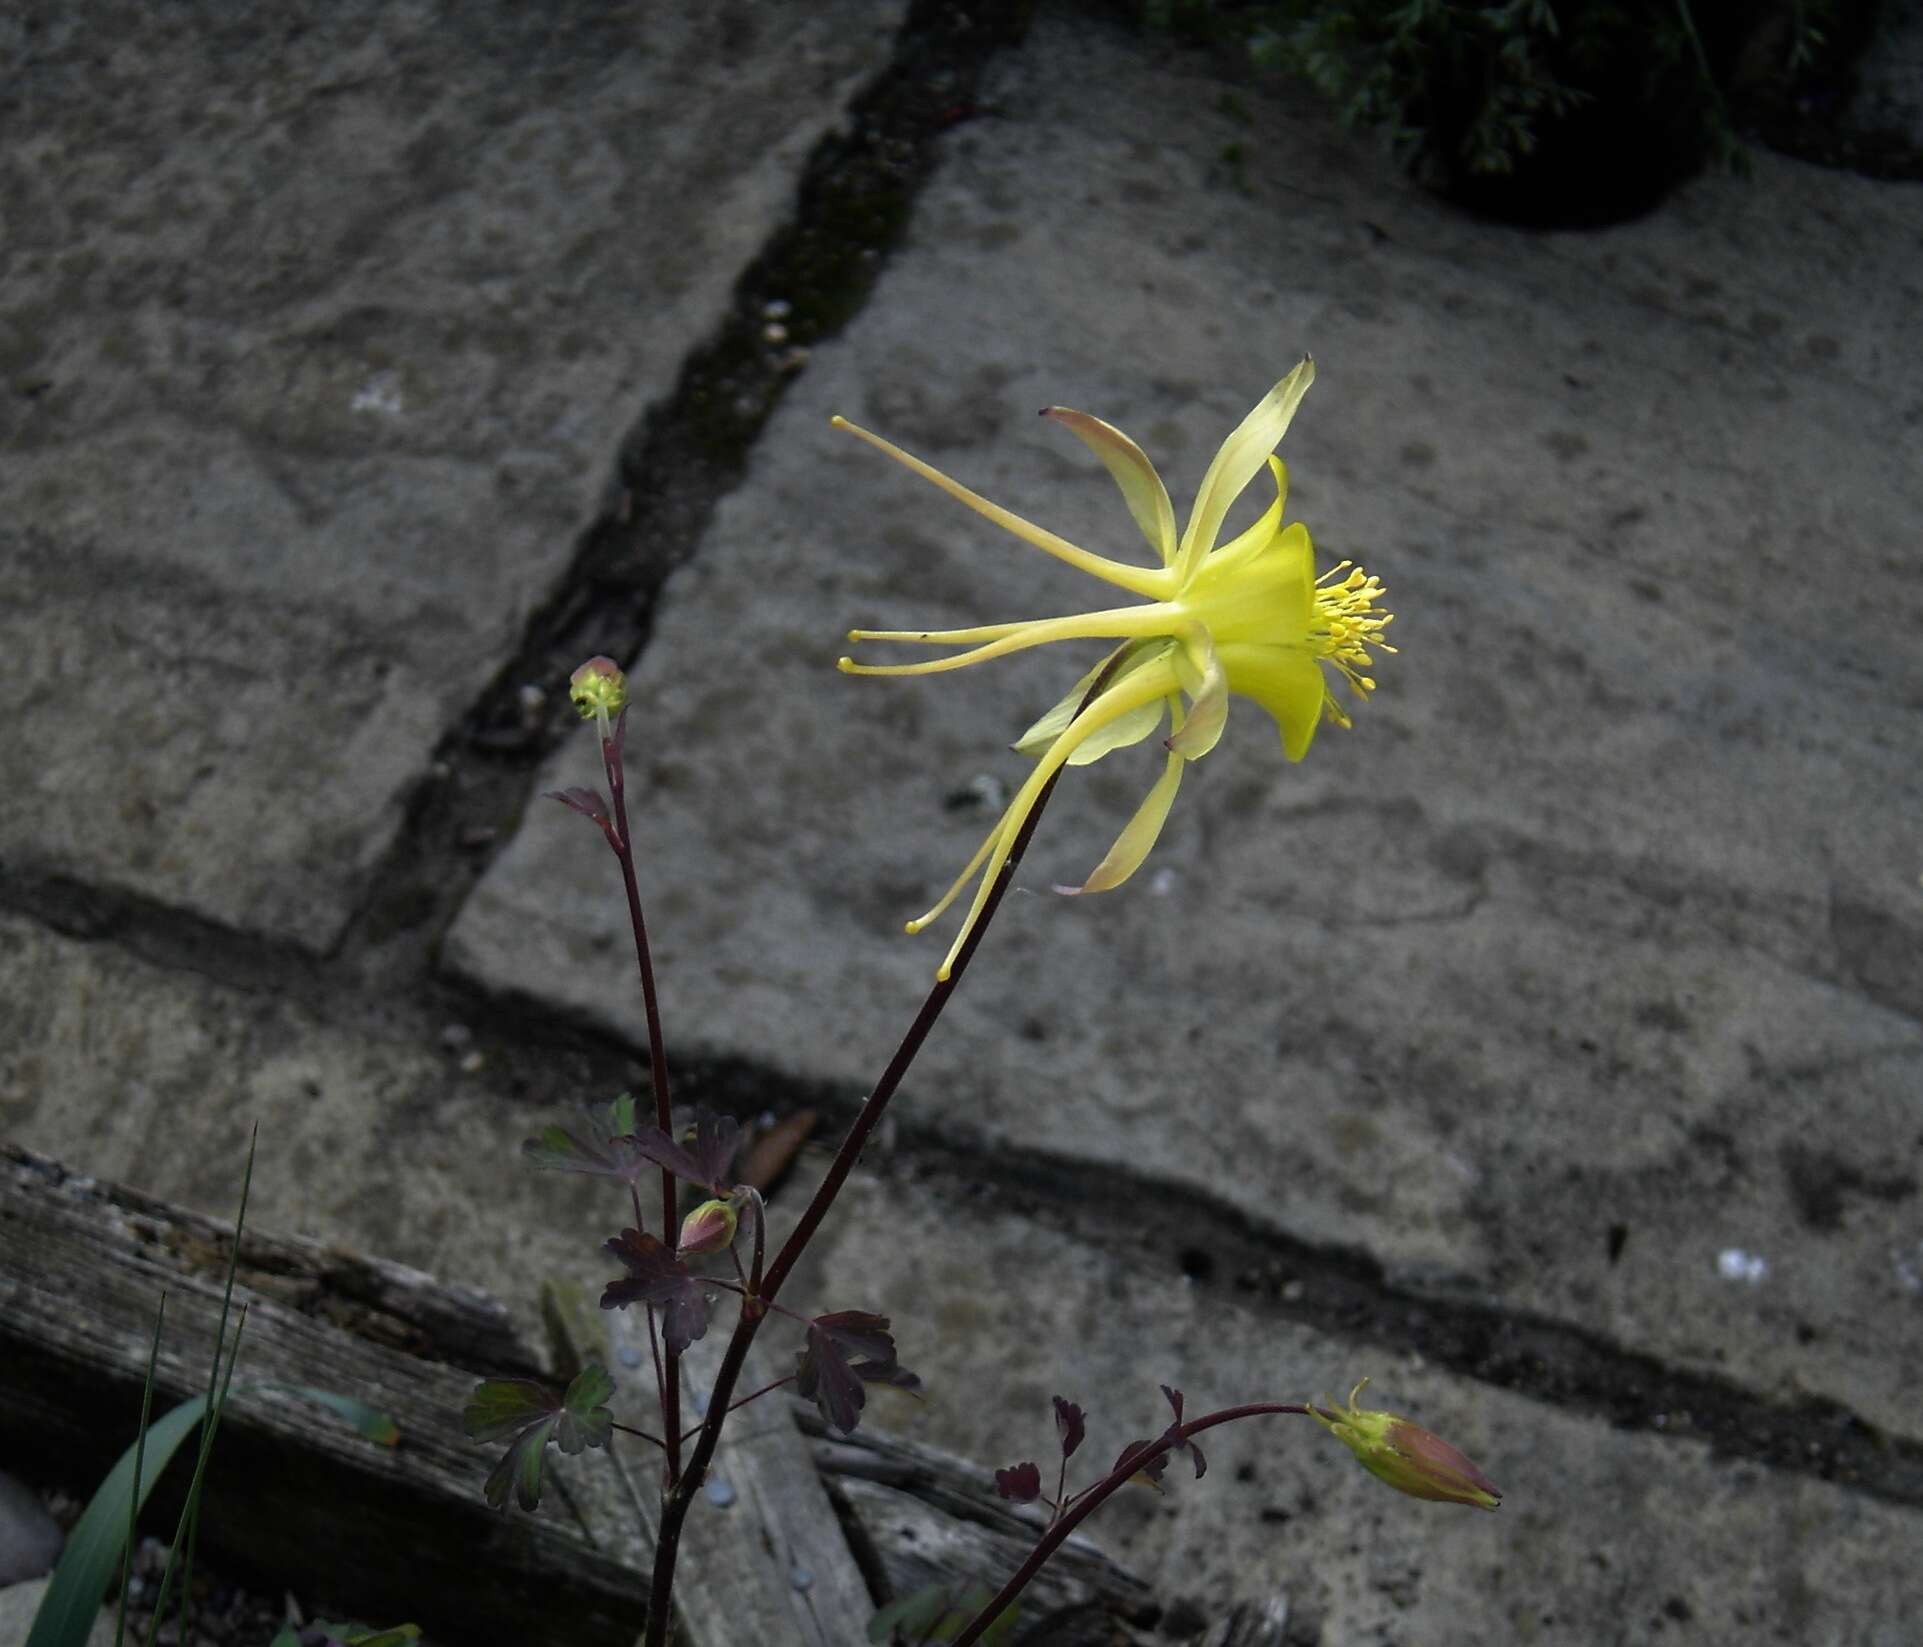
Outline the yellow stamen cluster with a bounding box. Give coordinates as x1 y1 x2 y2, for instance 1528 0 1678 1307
1310 562 1396 722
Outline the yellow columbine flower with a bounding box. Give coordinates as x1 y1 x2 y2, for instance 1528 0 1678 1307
835 359 1393 979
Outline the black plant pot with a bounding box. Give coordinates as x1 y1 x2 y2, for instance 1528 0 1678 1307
1410 0 1769 228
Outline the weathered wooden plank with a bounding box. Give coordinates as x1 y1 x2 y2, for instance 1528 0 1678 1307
802 1408 1159 1644
0 1145 644 1646
1 1145 1177 1645
586 1309 885 1647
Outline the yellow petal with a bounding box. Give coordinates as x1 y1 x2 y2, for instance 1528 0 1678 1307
1059 747 1185 896
1218 643 1325 761
1166 636 1228 761
1173 359 1314 587
1206 457 1288 569
1011 641 1163 756
1067 697 1166 766
840 600 1178 677
831 416 1169 599
933 656 1180 978
1043 407 1179 567
1013 647 1122 755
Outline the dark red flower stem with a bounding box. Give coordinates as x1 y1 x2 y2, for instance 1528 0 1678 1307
603 709 682 1481
950 1404 1313 1647
640 708 1098 1647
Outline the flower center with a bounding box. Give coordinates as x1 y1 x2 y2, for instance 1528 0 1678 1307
1310 561 1395 699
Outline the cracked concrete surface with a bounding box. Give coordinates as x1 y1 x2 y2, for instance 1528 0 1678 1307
5 2 1922 1642
1 0 905 945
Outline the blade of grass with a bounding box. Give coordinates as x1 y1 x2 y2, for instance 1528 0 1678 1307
113 1294 165 1647
26 1396 211 1647
180 1123 259 1647
142 1306 250 1647
148 1123 256 1647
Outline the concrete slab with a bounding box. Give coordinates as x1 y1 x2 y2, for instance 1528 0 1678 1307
0 913 616 1299
7 911 1916 1643
790 1170 1923 1644
446 6 1923 1442
0 0 905 948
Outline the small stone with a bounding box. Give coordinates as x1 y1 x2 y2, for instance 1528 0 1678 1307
0 1470 63 1583
703 1475 736 1508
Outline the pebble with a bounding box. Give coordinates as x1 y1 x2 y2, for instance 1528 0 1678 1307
0 1469 63 1583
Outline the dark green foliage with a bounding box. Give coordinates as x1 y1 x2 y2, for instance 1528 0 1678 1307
1144 0 1846 222
463 1363 615 1513
267 1624 422 1647
867 1582 1019 1646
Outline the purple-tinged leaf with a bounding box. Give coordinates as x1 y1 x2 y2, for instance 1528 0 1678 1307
1053 1396 1086 1460
853 1356 923 1395
795 1330 863 1435
795 1312 910 1436
600 1229 711 1354
1111 1438 1168 1491
627 1107 743 1193
1157 1384 1205 1477
813 1310 897 1363
994 1461 1042 1503
546 786 612 827
522 1095 651 1186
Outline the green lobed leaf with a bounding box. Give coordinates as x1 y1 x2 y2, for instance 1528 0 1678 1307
484 1418 558 1513
555 1363 615 1454
463 1377 562 1443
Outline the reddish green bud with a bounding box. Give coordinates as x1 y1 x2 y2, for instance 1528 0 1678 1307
569 656 628 721
1312 1379 1500 1511
676 1197 738 1258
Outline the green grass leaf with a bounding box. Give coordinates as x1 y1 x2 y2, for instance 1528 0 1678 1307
27 1395 211 1647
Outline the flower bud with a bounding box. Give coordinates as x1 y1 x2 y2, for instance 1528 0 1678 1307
676 1197 738 1258
1312 1379 1500 1511
569 656 628 721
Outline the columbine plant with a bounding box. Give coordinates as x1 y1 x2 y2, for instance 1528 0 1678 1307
465 366 1490 1647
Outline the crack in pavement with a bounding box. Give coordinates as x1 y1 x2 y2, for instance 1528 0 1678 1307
428 970 1923 1514
332 0 1037 991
